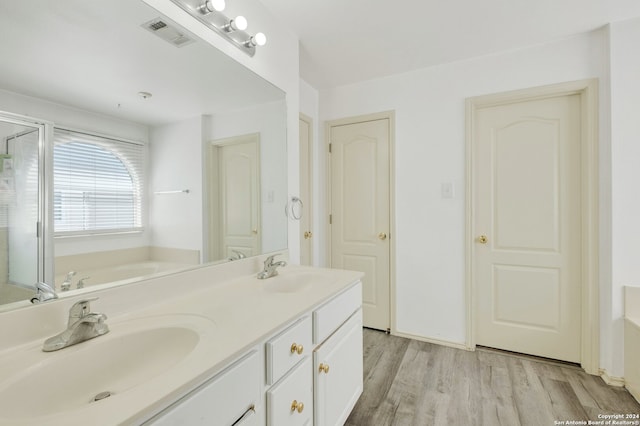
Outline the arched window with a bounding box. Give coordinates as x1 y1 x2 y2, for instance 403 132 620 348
53 129 144 235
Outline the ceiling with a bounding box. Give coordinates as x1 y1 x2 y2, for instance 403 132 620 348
259 0 640 88
0 0 283 127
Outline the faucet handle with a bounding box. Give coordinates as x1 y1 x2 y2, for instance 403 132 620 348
68 297 99 325
264 253 281 265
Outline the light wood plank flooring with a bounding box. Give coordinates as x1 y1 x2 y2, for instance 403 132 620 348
346 329 640 426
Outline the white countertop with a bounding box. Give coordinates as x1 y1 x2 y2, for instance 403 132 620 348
0 263 362 426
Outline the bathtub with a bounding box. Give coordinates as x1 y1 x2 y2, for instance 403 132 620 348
625 286 640 403
55 260 193 291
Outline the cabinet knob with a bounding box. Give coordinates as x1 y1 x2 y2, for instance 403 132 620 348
319 363 330 374
290 400 304 413
304 231 313 239
290 343 304 355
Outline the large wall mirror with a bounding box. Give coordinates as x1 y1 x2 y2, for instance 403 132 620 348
0 0 288 310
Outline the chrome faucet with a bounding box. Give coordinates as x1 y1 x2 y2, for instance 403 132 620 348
257 254 287 279
61 271 76 292
228 250 247 261
31 281 59 304
42 298 109 352
77 276 90 289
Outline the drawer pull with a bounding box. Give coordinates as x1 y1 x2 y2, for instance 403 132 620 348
290 400 304 413
318 363 330 374
290 343 304 355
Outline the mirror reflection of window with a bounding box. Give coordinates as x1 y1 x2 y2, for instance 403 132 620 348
53 129 145 236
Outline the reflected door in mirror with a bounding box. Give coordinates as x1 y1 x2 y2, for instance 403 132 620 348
209 134 261 261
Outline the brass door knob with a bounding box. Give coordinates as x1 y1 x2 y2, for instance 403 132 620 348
304 231 313 239
319 363 330 374
290 343 304 355
378 232 387 240
477 235 488 244
290 400 304 413
252 229 258 235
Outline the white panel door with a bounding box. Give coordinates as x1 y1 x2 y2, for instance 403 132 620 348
299 115 313 266
474 94 582 362
330 118 390 331
219 138 260 258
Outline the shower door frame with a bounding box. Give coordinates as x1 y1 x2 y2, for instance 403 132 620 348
0 110 53 289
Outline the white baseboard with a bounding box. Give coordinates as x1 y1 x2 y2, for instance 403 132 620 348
599 368 625 387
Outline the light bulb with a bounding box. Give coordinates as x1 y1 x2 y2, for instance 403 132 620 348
233 16 248 31
205 0 225 12
253 32 267 46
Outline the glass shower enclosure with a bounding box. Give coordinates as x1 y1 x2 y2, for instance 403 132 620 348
0 111 47 306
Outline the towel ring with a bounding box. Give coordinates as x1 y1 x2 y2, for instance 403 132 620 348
285 196 303 220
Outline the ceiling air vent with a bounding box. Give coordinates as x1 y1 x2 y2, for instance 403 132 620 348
142 18 195 48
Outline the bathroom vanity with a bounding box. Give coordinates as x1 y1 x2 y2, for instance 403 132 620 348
0 258 363 426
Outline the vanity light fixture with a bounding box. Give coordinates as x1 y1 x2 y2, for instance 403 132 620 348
202 0 225 12
245 32 266 47
223 16 247 32
170 0 267 57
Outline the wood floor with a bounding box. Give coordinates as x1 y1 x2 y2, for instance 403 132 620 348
345 329 640 426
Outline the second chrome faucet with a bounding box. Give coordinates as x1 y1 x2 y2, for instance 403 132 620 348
257 254 287 279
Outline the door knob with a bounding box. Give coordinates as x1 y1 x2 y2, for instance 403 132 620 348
252 229 258 235
291 400 304 413
477 235 488 244
304 231 313 239
378 232 387 240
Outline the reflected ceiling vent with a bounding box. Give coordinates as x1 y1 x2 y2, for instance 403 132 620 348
142 18 195 48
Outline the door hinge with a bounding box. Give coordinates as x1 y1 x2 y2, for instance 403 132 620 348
329 214 332 224
328 143 332 153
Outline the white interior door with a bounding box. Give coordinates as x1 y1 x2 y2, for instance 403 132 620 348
473 94 582 363
299 115 313 266
217 136 260 259
330 117 391 331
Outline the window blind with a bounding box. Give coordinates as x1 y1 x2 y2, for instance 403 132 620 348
53 128 145 235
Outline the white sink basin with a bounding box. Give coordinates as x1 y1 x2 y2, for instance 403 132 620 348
261 272 320 293
0 314 215 422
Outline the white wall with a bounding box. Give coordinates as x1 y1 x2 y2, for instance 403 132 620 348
609 17 640 378
148 116 204 256
319 31 609 353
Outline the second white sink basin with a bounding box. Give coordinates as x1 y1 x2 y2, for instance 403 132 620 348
0 313 215 422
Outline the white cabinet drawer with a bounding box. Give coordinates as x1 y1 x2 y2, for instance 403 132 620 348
147 351 261 426
313 282 361 344
266 316 312 385
267 357 313 426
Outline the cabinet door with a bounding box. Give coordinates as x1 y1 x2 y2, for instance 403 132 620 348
314 310 363 426
147 351 261 426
